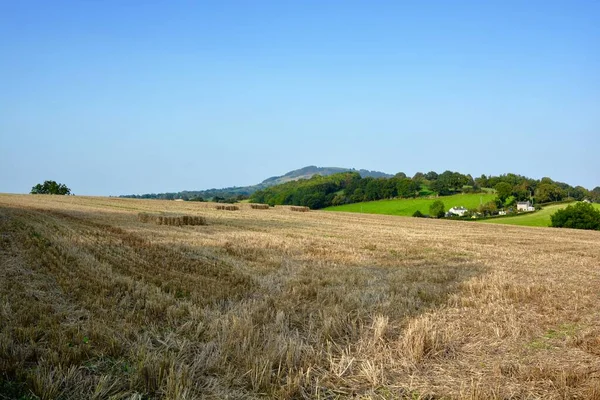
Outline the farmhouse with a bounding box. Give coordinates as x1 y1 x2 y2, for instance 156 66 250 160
516 201 535 212
447 206 468 217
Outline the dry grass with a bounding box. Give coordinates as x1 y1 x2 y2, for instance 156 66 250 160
137 212 207 226
1 194 599 399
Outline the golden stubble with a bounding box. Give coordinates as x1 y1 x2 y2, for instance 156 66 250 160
0 193 599 399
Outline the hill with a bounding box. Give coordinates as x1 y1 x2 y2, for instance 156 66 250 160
120 165 392 200
324 193 497 216
261 165 391 186
1 194 599 398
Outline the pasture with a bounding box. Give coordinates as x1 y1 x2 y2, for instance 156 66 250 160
324 193 496 216
482 202 600 227
1 194 599 399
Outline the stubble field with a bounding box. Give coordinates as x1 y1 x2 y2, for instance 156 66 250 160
0 194 599 399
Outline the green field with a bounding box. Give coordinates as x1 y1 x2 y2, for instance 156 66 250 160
324 193 496 216
327 197 600 228
481 202 600 227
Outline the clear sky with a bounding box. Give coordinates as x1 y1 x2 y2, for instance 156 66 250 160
1 1 599 195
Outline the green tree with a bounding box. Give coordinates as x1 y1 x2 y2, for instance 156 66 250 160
591 187 600 203
430 179 451 196
397 178 419 198
30 180 71 195
478 201 498 216
425 171 439 181
535 183 565 203
429 200 445 218
504 195 516 208
495 182 512 202
550 203 600 230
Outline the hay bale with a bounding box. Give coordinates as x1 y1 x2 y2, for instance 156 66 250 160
290 206 310 212
137 212 150 223
137 212 207 226
215 205 239 211
250 204 270 210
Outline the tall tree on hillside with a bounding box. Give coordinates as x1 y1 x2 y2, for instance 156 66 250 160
495 182 513 202
397 178 420 198
535 183 565 203
591 187 600 202
425 171 439 181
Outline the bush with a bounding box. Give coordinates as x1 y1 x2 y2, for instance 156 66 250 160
550 202 600 230
429 200 445 218
412 210 426 218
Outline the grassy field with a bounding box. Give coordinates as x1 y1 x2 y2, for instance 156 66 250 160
325 193 496 216
481 202 600 227
1 194 600 399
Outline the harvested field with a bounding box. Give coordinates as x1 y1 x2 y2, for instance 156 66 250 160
0 194 599 399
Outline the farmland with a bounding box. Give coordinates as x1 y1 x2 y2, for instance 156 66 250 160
1 194 600 399
325 193 496 216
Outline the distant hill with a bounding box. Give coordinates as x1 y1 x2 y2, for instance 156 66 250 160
120 165 392 200
261 166 391 186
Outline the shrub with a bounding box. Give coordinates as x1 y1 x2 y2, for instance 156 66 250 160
412 210 426 218
550 202 600 230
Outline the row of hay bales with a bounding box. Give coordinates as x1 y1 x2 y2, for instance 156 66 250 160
215 204 239 211
290 206 310 212
209 203 310 212
138 212 207 226
250 203 270 210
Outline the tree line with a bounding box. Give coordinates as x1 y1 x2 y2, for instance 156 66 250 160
249 171 600 209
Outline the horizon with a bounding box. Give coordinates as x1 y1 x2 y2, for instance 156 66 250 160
1 1 599 195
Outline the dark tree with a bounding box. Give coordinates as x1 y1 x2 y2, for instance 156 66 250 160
495 182 513 202
30 180 71 195
550 202 600 230
397 178 419 198
535 183 565 203
425 171 439 181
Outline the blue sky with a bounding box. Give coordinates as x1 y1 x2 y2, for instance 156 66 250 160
1 1 598 195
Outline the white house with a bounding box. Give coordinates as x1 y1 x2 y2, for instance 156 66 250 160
516 201 535 212
448 206 468 217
